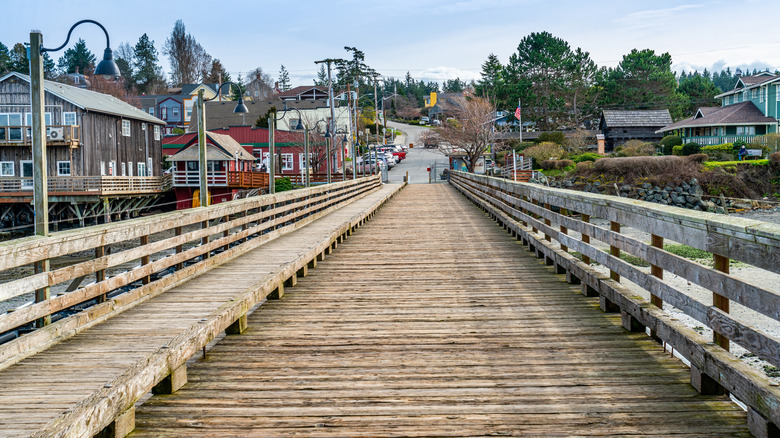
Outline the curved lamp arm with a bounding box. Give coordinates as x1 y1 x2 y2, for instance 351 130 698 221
273 104 304 130
40 19 120 77
202 81 248 113
41 19 110 53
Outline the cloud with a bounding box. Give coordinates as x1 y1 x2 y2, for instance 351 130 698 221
613 4 703 30
414 66 481 84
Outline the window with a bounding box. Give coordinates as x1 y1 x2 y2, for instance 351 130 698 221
161 107 168 120
57 161 71 176
289 119 299 130
148 107 155 116
0 161 13 176
63 112 77 126
74 76 79 85
282 153 294 170
736 126 756 136
121 162 126 176
137 162 146 177
752 88 758 99
147 158 153 176
760 87 766 103
154 125 160 141
743 90 748 101
122 120 131 137
127 163 133 177
25 112 52 125
109 161 116 176
172 107 179 118
187 161 198 171
776 86 780 101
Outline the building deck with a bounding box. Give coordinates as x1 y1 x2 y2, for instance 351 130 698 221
130 184 749 437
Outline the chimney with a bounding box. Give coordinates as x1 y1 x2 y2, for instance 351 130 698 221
596 134 606 155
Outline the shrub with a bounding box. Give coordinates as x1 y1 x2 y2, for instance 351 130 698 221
575 161 594 170
672 145 683 156
660 135 683 155
770 152 780 164
701 143 735 160
540 159 575 170
685 153 708 164
617 140 656 157
537 132 566 145
524 142 567 167
572 152 601 163
574 155 703 186
681 142 701 156
274 177 293 192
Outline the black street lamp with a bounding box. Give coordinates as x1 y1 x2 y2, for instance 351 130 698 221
195 81 248 207
268 102 304 194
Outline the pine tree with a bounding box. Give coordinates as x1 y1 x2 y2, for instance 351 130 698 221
132 33 164 94
58 39 96 74
278 65 291 91
314 64 327 86
10 43 28 74
0 42 10 73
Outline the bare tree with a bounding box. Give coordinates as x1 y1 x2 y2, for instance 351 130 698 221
246 67 274 100
162 20 210 86
395 95 422 120
434 94 497 172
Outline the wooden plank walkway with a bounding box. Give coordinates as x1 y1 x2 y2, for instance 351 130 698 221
130 184 750 437
0 183 401 437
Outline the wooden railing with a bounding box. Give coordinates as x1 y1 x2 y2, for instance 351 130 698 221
226 171 270 188
0 175 381 365
0 125 80 145
283 172 366 185
450 171 780 434
172 170 228 187
0 175 171 195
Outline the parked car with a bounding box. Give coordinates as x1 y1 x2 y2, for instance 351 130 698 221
420 117 429 125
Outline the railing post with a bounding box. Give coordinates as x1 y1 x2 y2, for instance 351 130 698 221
610 221 620 282
95 245 106 302
34 259 51 327
140 235 150 285
201 220 209 260
543 203 552 242
559 208 568 252
581 214 591 264
650 235 664 309
222 215 230 252
175 226 183 270
713 254 730 351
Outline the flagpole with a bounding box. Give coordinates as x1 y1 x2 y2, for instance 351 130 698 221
513 152 517 181
518 99 522 143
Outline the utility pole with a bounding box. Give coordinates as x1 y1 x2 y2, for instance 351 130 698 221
373 74 380 146
315 58 338 184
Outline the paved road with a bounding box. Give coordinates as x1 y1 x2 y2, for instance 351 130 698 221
386 121 447 184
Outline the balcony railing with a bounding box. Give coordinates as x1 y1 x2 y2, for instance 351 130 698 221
172 170 270 189
685 135 767 146
0 125 81 146
0 175 171 195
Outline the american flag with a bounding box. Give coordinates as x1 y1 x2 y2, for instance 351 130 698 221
514 105 522 120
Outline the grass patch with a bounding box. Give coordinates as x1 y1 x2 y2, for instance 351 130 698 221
664 244 710 259
703 159 769 170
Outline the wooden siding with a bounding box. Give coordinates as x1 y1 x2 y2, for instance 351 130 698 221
0 76 163 179
602 126 665 151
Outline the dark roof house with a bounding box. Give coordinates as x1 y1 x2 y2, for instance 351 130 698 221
599 110 672 151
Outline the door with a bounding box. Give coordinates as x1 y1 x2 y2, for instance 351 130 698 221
20 160 33 189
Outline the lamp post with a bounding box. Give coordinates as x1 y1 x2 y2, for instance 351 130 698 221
30 20 120 238
196 81 248 207
268 102 304 194
28 20 120 328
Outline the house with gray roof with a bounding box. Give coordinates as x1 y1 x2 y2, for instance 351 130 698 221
657 72 780 145
599 110 673 151
0 72 167 228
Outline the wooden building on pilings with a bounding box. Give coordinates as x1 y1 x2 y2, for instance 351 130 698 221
0 72 168 230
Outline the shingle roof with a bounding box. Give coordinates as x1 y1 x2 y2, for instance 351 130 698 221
1 72 164 124
715 73 780 98
656 101 777 133
601 110 672 127
169 131 254 161
276 86 327 99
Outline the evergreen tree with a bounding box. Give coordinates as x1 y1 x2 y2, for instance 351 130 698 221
678 73 721 116
278 65 291 91
42 52 55 79
475 53 504 99
314 64 327 86
58 39 96 74
0 42 11 73
204 59 230 84
133 34 164 94
443 77 466 93
230 73 246 101
10 43 29 74
115 42 135 90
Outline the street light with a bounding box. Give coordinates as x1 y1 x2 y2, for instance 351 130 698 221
196 81 248 207
27 20 120 328
268 102 304 194
29 20 120 238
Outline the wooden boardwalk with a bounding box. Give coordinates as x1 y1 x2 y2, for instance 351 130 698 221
0 183 401 437
131 184 749 437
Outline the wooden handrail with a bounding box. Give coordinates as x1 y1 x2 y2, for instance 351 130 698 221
449 171 780 431
0 175 168 194
0 125 80 145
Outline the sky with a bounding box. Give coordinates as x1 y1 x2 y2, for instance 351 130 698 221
4 0 780 86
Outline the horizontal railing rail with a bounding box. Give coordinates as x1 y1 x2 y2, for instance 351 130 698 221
0 175 169 194
0 175 382 366
449 170 780 434
172 170 228 187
